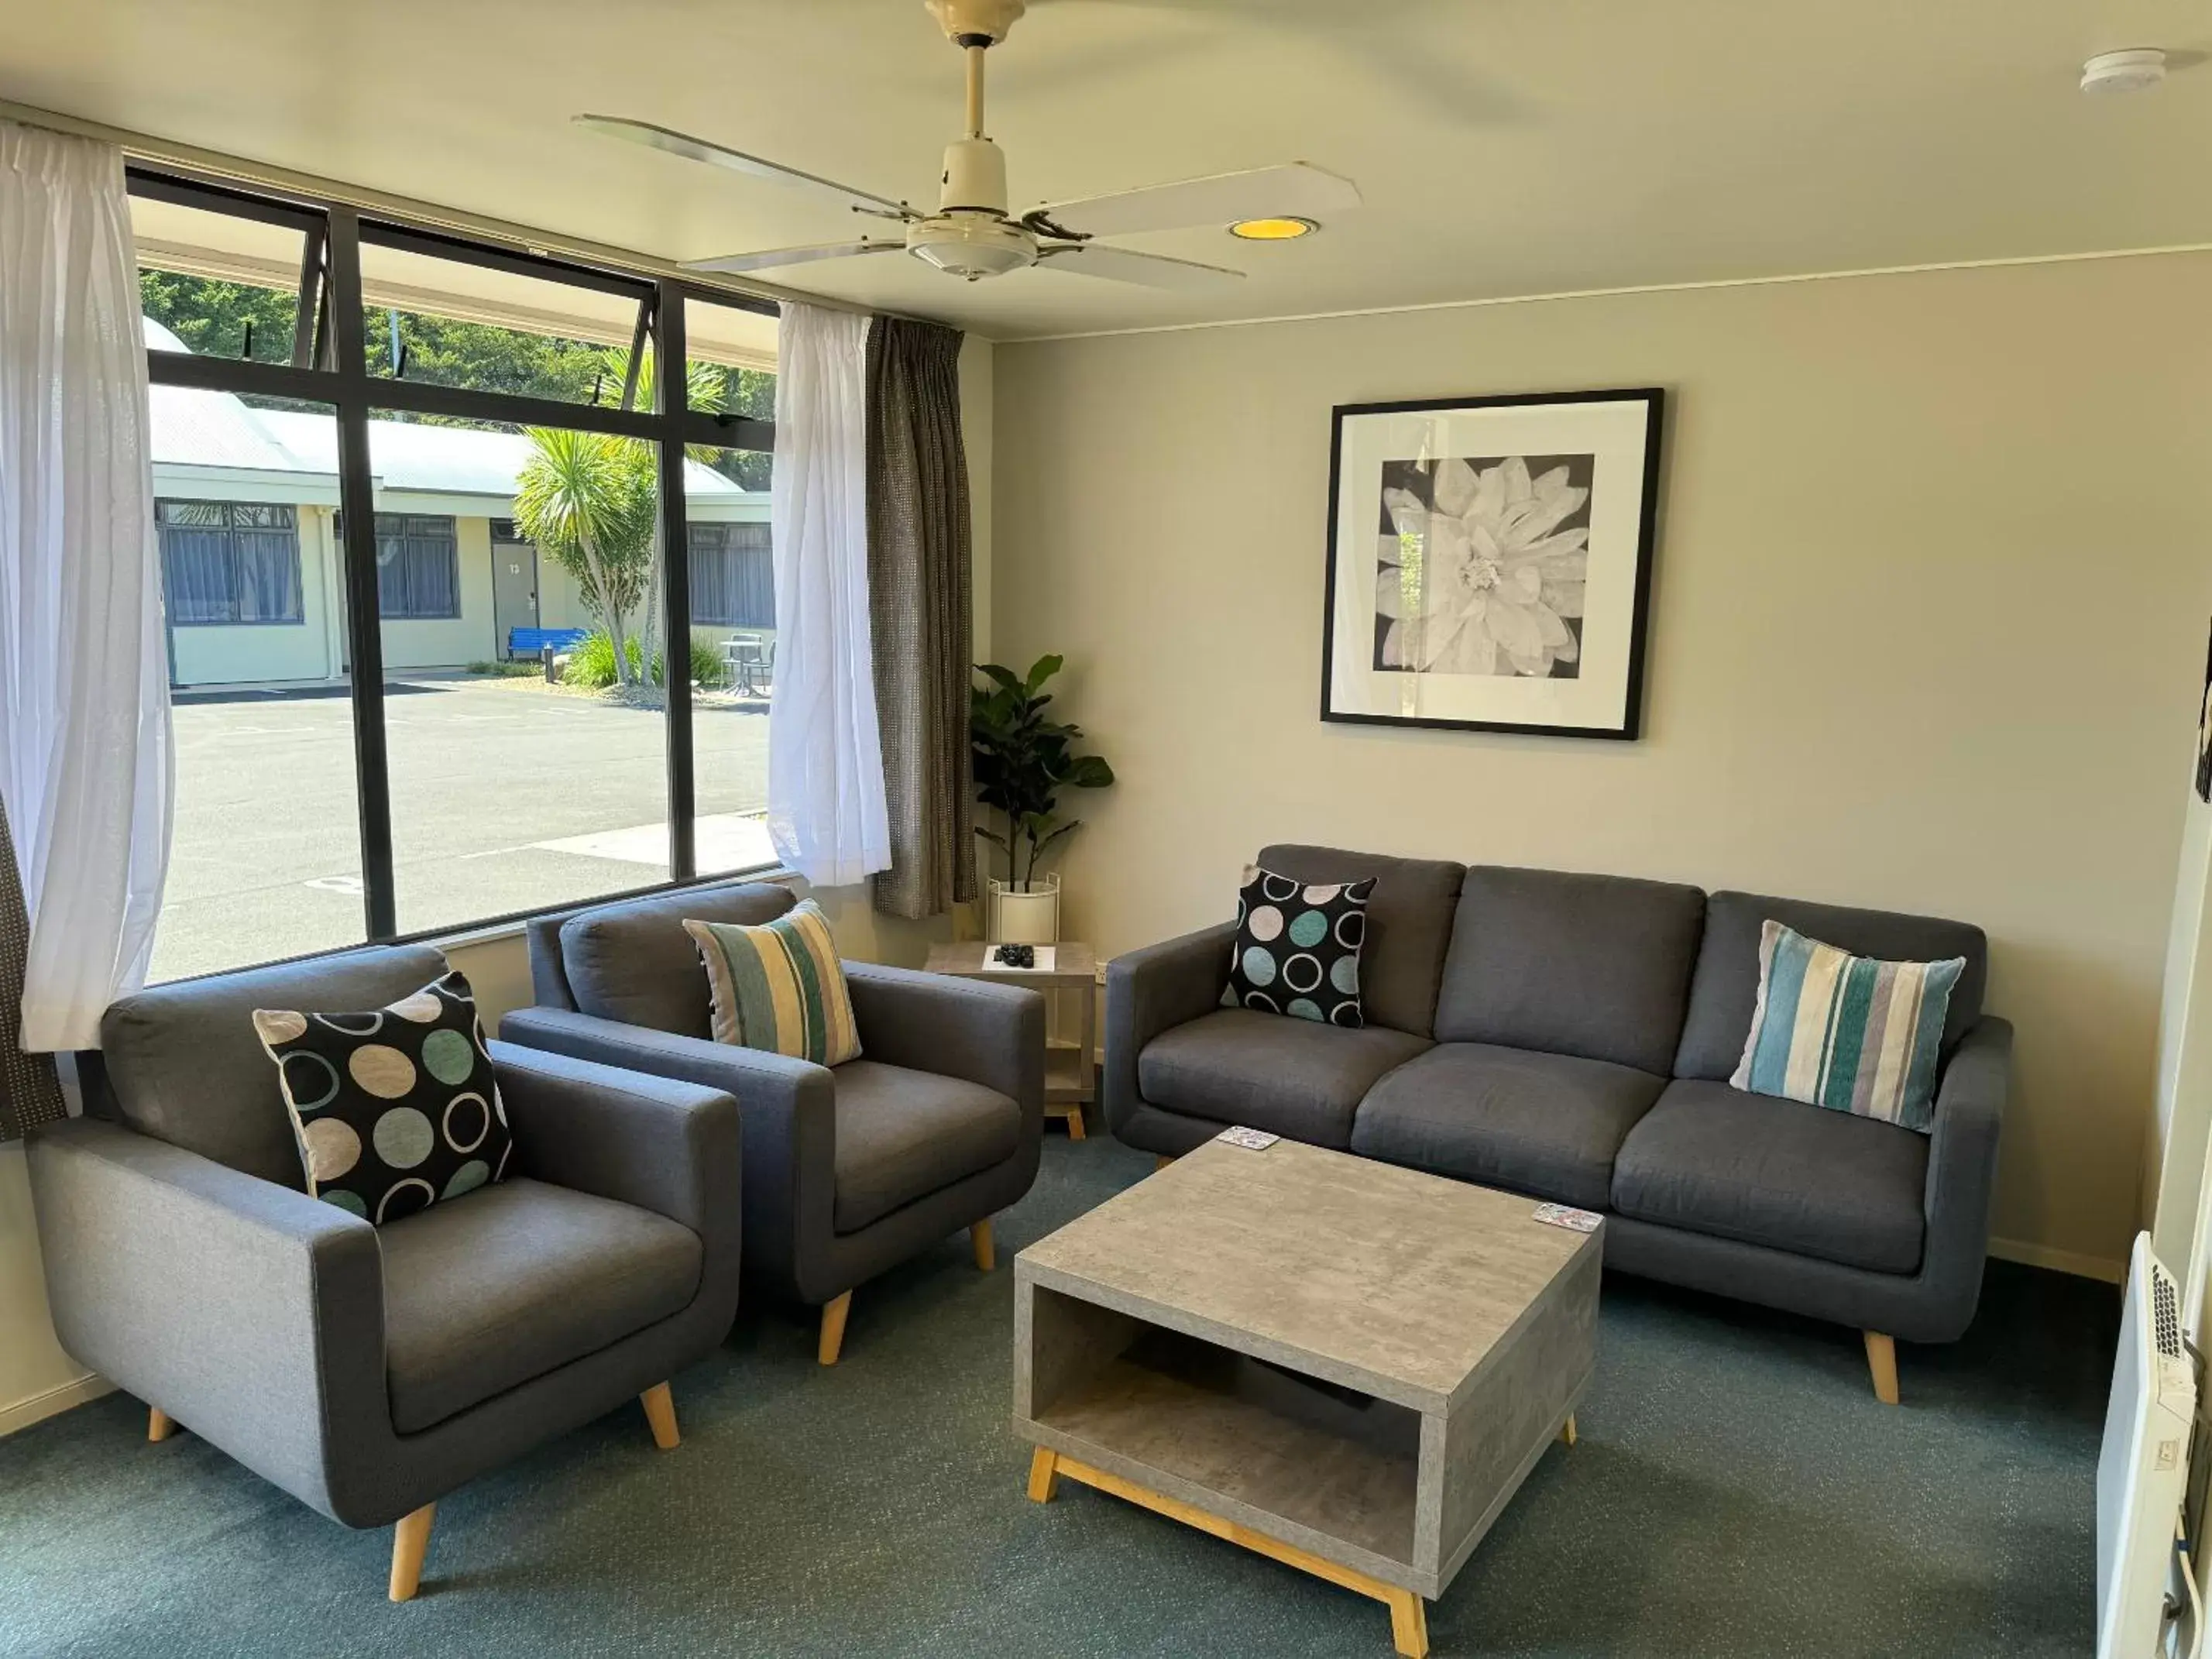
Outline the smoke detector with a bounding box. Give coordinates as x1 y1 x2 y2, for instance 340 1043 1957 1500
2081 49 2168 94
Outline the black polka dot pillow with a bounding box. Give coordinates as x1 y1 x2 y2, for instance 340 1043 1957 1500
1221 866 1376 1027
252 970 511 1224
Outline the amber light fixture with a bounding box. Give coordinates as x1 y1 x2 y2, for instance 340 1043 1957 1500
1228 216 1319 241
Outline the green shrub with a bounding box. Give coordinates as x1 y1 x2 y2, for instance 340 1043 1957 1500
465 659 539 678
563 630 730 690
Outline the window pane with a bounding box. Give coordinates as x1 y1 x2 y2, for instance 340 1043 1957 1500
373 413 675 931
132 193 313 366
687 445 775 878
359 233 650 408
148 403 366 982
683 297 776 491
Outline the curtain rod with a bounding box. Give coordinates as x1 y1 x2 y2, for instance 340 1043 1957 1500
0 98 932 328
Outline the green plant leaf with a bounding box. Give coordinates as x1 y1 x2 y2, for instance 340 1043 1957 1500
1025 654 1064 692
1060 755 1115 789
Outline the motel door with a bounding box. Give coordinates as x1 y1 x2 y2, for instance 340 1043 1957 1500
489 520 540 658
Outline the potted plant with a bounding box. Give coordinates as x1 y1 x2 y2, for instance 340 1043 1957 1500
971 654 1115 943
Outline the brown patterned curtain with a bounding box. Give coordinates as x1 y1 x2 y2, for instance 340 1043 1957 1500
0 792 66 1141
864 316 975 920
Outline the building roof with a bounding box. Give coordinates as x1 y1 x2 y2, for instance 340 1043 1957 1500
145 316 761 509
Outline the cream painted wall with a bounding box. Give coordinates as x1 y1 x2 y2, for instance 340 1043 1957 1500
990 253 2212 1277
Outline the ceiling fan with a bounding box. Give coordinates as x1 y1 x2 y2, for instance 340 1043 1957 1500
574 0 1360 288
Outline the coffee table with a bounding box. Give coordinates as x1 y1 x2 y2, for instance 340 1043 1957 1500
1013 1135 1601 1657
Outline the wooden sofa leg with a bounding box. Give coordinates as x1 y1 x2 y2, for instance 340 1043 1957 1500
640 1382 679 1450
389 1503 436 1602
1863 1331 1900 1405
818 1290 853 1366
971 1218 995 1273
147 1407 175 1443
1154 1154 1175 1173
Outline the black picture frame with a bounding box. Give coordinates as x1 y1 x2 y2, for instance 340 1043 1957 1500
1319 386 1665 740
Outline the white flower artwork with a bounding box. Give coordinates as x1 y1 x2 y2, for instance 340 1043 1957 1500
1375 454 1592 678
1323 390 1663 739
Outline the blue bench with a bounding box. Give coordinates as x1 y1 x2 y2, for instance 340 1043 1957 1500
508 627 589 661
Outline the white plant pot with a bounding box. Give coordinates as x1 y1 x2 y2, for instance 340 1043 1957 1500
988 874 1061 944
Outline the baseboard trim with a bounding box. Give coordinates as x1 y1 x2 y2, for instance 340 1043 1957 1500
0 1372 113 1438
1989 1236 2125 1285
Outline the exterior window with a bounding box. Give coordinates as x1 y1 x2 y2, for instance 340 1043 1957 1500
374 513 461 620
156 500 304 625
688 522 773 627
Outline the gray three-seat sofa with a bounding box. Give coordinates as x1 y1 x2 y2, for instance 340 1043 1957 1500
1104 843 2010 1403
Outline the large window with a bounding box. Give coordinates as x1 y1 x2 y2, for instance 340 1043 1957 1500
156 500 304 625
688 523 773 627
131 170 777 979
374 514 461 620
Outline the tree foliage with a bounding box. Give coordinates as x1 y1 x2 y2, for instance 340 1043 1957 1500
137 269 774 487
510 428 658 685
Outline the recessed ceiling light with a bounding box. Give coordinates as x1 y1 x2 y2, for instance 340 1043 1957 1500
2082 48 2167 94
1228 216 1319 241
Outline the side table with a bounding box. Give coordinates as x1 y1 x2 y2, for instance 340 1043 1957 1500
922 942 1097 1139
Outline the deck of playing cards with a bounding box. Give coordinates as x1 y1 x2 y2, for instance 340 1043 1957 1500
1530 1203 1603 1234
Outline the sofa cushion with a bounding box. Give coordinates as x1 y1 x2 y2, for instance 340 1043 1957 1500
98 944 452 1190
1611 1078 1929 1273
380 1177 702 1434
833 1060 1022 1233
1434 866 1705 1074
252 969 512 1224
559 882 795 1037
1674 891 1987 1082
1138 1008 1431 1147
1255 844 1466 1038
1350 1042 1668 1210
687 898 862 1065
1221 867 1375 1026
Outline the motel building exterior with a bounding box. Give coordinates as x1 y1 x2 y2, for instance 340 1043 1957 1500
146 318 772 691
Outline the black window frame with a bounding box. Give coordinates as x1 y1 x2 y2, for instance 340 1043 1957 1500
132 164 778 950
155 499 307 627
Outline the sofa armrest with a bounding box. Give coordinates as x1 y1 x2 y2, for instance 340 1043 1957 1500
1915 1015 2011 1338
498 1005 835 1297
1102 920 1236 1136
26 1117 386 1520
842 961 1046 1115
490 1039 740 1237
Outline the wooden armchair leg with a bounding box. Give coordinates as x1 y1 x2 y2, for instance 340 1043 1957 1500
389 1503 436 1602
971 1218 995 1273
818 1290 854 1366
147 1407 175 1443
1154 1154 1176 1173
640 1382 679 1450
1863 1331 1900 1405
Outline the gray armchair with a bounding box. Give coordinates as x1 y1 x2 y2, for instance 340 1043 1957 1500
29 945 742 1599
499 881 1045 1364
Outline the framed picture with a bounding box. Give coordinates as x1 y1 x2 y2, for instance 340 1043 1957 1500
1321 388 1665 740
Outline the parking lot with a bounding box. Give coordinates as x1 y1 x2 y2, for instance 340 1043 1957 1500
152 676 772 982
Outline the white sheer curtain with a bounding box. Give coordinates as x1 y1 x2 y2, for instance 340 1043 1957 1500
766 302 889 888
0 122 172 1051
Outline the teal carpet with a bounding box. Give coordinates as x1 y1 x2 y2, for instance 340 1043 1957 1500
0 1135 2113 1657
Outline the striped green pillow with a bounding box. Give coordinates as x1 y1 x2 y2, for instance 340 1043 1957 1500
684 899 862 1066
1731 920 1965 1132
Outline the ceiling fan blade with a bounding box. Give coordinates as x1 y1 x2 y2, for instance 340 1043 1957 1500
574 115 916 221
1036 243 1244 290
683 241 909 275
1025 163 1359 239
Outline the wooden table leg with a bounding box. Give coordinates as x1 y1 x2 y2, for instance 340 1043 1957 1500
1559 1413 1577 1447
1026 1446 1060 1503
1386 1586 1430 1658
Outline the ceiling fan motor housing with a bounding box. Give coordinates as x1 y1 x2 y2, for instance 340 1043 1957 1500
906 212 1036 280
939 136 1009 215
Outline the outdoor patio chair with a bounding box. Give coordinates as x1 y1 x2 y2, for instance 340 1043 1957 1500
29 945 743 1600
500 880 1045 1364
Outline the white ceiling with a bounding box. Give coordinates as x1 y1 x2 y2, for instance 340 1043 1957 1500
5 0 2209 340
